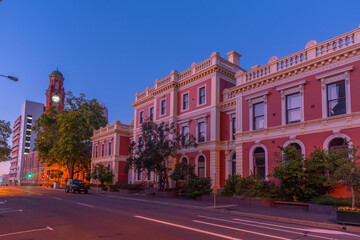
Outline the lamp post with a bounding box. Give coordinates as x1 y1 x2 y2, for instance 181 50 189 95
0 74 18 82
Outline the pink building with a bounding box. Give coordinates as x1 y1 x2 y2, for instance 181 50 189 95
91 121 133 184
131 26 360 189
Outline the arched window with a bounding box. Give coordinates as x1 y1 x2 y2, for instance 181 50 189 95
254 147 265 178
181 157 188 164
230 153 236 176
198 156 205 178
329 138 347 150
289 143 302 152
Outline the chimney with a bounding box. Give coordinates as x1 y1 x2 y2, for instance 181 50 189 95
227 51 242 66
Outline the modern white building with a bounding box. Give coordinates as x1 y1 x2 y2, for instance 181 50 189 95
9 100 44 185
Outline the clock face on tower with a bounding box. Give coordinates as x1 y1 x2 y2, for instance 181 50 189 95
51 94 61 103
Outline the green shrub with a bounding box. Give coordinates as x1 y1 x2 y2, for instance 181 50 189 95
222 174 242 197
183 177 212 199
170 162 196 181
118 184 143 190
309 195 360 207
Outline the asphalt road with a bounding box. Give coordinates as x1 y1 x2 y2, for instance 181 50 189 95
0 186 359 240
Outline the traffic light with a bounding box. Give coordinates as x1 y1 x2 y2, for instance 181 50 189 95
42 175 45 179
27 173 32 178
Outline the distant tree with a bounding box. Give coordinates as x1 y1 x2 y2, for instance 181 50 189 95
271 145 306 201
91 163 114 186
126 119 197 191
329 144 360 208
33 92 107 179
0 120 11 162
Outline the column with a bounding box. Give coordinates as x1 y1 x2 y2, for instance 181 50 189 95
210 149 220 187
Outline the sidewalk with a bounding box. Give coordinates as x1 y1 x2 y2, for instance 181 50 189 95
89 189 360 234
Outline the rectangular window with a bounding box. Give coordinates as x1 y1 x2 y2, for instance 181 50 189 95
182 93 189 110
138 137 143 152
181 125 189 145
101 143 105 157
25 142 30 147
95 145 98 158
139 111 144 124
108 141 112 156
199 87 206 105
25 149 30 153
327 81 346 117
26 131 31 135
161 100 166 115
25 137 31 141
146 170 151 181
253 102 265 130
26 119 32 123
232 117 236 140
150 107 154 121
136 169 142 181
198 122 205 142
286 93 301 124
26 125 32 130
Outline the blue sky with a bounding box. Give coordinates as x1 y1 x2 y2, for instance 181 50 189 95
1 0 360 174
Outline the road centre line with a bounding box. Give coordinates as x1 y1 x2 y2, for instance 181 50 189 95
205 204 238 209
8 187 42 196
0 209 23 214
193 220 291 240
76 202 94 208
134 215 242 240
198 215 337 240
0 226 53 237
51 197 62 200
232 217 360 238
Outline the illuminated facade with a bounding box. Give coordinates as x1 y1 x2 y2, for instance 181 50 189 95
131 26 360 189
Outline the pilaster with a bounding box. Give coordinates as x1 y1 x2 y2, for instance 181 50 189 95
210 149 220 187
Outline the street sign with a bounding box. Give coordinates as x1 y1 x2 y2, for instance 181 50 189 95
213 186 217 194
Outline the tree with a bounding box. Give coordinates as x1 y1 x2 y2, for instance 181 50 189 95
126 119 197 191
0 120 11 162
91 163 114 187
33 92 107 179
329 144 360 209
170 161 196 181
271 145 306 201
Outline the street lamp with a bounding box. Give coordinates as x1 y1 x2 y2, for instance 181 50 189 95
0 74 18 82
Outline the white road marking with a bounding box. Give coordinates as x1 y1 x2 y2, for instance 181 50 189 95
198 215 337 240
205 204 238 209
193 220 291 240
76 202 94 208
51 197 62 200
134 215 242 240
0 226 53 237
0 200 7 204
0 209 23 214
8 187 42 195
233 217 360 238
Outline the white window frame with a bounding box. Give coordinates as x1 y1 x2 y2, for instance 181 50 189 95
246 91 269 131
195 115 207 143
139 111 144 124
136 168 142 181
196 154 206 178
181 91 190 111
181 156 188 163
277 80 306 125
228 150 236 177
249 144 268 179
108 141 112 156
94 144 98 158
197 85 207 106
149 107 154 121
101 142 105 157
283 138 305 156
316 66 353 118
227 112 236 140
160 99 167 116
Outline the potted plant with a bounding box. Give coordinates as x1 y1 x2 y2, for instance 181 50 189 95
337 206 360 225
170 161 196 188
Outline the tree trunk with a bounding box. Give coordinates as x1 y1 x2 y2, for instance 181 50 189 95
351 184 355 209
68 160 75 179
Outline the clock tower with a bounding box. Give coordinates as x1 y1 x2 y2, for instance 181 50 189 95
46 68 65 111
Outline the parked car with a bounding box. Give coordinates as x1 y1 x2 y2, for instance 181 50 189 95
65 179 88 194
